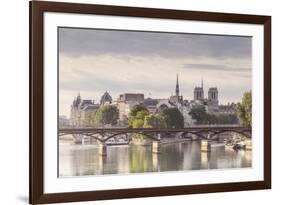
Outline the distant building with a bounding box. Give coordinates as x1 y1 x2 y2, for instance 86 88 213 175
70 93 100 127
218 103 237 115
100 91 112 105
143 98 159 113
69 74 239 128
193 80 204 102
117 93 144 122
190 81 238 119
169 73 183 105
159 74 193 126
143 98 175 114
207 87 219 112
119 93 144 102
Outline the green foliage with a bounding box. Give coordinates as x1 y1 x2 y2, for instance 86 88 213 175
189 105 238 125
162 108 184 128
132 119 144 128
143 114 167 128
189 105 208 124
130 106 185 129
129 110 149 128
83 111 96 126
214 114 238 124
236 91 252 127
130 104 148 117
94 105 119 126
135 110 150 119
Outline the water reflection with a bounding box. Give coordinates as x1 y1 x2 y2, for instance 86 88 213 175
59 141 252 177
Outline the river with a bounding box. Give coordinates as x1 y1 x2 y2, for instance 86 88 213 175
59 138 252 177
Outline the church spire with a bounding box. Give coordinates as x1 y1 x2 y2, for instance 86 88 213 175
201 79 204 89
175 73 180 97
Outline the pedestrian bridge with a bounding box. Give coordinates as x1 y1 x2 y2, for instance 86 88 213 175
59 125 251 143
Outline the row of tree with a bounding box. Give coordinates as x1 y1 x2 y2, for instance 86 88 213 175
189 105 238 125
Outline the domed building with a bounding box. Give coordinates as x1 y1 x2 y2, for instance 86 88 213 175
100 91 112 105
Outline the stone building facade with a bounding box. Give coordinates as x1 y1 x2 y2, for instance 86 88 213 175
117 93 144 122
70 92 110 127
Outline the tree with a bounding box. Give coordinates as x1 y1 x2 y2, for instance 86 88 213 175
189 105 208 124
83 111 96 126
215 114 238 125
236 91 252 127
189 105 239 125
132 119 144 128
94 105 119 126
143 114 167 128
162 108 184 128
129 110 149 128
130 104 148 117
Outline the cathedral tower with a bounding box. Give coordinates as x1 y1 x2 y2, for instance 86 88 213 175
193 80 204 101
170 73 183 104
175 73 180 97
208 87 218 106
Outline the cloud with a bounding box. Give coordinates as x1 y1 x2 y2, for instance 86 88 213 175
58 27 252 117
59 27 252 59
182 63 250 72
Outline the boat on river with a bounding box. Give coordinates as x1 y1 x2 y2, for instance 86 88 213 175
210 143 225 148
225 141 246 150
105 138 129 146
232 142 246 150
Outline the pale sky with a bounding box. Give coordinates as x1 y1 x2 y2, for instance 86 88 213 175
59 27 252 118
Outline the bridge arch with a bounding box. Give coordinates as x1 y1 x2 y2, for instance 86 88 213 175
209 130 251 139
181 131 206 139
104 131 159 142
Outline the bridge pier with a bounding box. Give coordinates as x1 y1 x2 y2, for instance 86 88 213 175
152 141 161 154
98 142 107 156
201 140 211 152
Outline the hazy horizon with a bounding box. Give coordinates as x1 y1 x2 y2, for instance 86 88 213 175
59 27 252 118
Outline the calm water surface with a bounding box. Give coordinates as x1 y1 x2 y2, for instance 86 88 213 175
59 139 252 177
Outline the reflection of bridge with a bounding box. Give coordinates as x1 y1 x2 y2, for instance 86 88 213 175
59 126 251 143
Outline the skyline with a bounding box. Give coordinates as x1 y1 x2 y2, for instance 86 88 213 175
59 27 252 117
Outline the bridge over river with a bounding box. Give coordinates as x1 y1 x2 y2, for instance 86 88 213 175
59 125 251 155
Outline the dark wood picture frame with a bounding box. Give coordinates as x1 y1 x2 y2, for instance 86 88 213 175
30 1 271 204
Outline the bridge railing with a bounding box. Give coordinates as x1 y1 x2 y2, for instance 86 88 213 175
59 126 251 133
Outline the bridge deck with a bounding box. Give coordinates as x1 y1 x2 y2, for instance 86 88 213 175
59 126 251 133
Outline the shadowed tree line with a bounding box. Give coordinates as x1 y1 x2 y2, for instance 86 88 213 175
189 105 239 125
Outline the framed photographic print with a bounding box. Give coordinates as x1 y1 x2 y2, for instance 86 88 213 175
29 0 271 204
